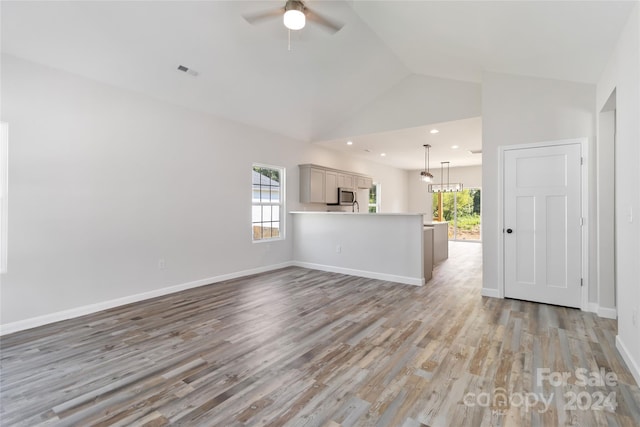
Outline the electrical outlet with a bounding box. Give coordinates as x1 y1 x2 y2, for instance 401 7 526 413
158 259 166 270
336 244 341 253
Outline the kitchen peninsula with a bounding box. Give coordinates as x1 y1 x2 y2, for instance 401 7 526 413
290 212 434 286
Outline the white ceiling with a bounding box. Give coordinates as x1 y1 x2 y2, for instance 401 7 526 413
315 116 483 170
1 1 636 169
351 0 636 84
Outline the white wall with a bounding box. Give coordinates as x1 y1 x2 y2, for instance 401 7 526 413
445 165 482 189
407 165 482 224
0 54 409 329
596 4 640 385
407 174 432 222
597 109 615 312
481 72 596 300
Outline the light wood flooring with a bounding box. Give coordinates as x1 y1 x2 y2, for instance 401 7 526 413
1 242 639 426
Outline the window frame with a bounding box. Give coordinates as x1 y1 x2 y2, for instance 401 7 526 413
368 183 380 213
432 187 482 242
251 163 285 243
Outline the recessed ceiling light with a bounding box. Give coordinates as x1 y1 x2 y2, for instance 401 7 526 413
380 153 387 157
430 129 439 134
451 145 459 149
346 141 353 145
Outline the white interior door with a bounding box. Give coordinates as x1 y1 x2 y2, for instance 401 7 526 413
503 143 582 308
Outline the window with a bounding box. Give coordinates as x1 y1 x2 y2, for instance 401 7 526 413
0 123 7 272
252 164 284 241
432 188 481 241
369 183 379 213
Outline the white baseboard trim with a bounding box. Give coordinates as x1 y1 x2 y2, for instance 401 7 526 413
481 287 501 298
0 262 295 336
292 261 424 286
597 306 618 319
586 302 617 319
616 335 640 386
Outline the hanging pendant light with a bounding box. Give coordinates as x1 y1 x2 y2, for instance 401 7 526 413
428 161 463 192
420 144 434 183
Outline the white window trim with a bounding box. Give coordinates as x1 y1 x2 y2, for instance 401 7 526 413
368 183 380 213
252 163 285 243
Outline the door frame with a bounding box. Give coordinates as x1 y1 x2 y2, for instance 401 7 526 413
497 138 589 311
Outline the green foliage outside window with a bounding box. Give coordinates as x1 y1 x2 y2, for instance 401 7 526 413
432 188 481 240
369 184 378 213
253 166 280 183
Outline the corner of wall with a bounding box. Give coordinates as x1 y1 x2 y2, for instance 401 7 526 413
481 288 501 298
616 335 640 386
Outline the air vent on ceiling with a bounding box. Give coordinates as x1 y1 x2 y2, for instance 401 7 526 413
177 65 199 77
468 149 482 154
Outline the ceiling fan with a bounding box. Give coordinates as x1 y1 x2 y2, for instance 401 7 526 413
243 0 343 33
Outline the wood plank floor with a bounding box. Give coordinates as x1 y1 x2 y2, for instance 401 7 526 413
1 242 639 426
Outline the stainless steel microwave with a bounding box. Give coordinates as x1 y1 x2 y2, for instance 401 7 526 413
330 187 356 205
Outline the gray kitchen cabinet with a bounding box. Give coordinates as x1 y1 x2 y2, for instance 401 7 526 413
338 173 355 189
299 164 372 203
356 175 373 189
325 171 338 204
299 165 326 203
424 227 434 282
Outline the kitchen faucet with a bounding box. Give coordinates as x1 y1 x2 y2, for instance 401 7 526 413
352 200 359 213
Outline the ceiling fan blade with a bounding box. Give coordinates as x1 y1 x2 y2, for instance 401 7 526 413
305 8 343 33
243 7 284 25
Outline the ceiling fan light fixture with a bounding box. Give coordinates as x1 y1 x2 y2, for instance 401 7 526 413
244 0 342 34
284 5 305 30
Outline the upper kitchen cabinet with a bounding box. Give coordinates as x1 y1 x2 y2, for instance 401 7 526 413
356 175 373 189
299 165 326 203
325 171 338 204
299 164 373 203
338 173 354 189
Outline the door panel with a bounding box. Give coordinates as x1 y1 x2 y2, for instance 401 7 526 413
515 196 535 284
504 143 582 308
546 195 567 287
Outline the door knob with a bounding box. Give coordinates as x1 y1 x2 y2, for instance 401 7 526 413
506 228 513 234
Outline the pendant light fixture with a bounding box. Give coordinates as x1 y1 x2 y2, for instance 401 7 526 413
420 144 434 183
428 161 463 193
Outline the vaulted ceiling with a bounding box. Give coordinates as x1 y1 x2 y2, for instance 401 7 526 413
1 1 636 169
